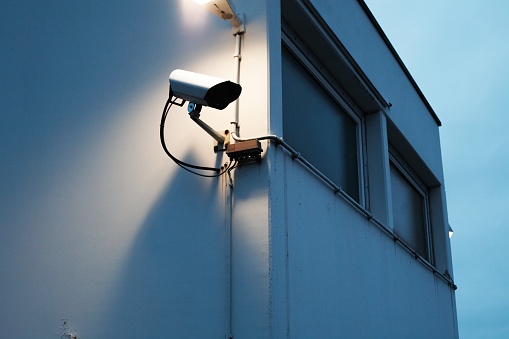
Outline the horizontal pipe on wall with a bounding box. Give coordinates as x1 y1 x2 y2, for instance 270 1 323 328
231 132 457 290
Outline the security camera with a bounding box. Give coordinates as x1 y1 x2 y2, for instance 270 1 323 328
169 69 242 110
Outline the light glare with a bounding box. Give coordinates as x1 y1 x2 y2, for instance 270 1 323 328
192 0 211 4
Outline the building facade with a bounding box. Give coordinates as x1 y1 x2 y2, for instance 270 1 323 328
0 0 457 337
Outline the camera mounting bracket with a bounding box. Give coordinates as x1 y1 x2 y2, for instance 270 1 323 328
188 102 229 152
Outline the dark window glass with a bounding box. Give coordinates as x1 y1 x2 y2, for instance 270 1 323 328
390 163 427 258
282 47 359 201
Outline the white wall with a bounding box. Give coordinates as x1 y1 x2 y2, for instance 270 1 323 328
0 0 271 337
266 0 458 337
0 0 457 337
279 159 456 338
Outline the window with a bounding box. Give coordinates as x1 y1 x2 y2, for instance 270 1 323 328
389 151 433 261
282 45 362 202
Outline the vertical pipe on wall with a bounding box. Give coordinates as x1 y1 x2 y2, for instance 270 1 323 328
227 30 244 338
226 14 245 335
232 32 243 136
224 172 234 339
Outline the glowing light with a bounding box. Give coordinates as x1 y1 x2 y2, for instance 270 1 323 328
190 0 243 29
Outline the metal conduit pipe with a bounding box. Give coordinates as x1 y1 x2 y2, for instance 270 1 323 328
231 132 457 290
231 32 243 136
227 30 245 339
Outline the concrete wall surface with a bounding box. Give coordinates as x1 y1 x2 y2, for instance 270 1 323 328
278 158 457 338
268 0 457 338
0 0 456 338
0 0 270 337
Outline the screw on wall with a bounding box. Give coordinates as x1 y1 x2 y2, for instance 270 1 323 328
60 318 78 339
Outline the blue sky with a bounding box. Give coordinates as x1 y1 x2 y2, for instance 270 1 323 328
364 0 509 337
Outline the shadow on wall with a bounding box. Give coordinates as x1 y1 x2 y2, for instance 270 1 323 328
103 153 229 338
0 1 229 337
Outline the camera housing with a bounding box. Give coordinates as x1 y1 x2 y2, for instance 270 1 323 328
169 69 242 110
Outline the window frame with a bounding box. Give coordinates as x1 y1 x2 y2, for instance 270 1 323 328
389 147 434 264
282 32 368 206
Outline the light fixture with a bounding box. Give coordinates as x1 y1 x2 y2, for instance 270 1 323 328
190 0 245 134
192 0 244 30
448 225 454 239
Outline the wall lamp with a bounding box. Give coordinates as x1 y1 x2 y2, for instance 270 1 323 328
190 0 245 135
448 225 454 239
192 0 244 31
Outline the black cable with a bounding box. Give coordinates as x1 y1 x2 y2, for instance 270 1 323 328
227 159 239 175
160 96 231 177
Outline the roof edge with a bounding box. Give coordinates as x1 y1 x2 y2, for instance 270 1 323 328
357 0 442 126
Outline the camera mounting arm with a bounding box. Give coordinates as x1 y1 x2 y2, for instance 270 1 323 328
187 102 230 152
